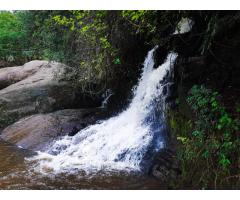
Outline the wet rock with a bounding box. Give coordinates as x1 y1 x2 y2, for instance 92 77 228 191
0 108 106 151
0 60 48 90
68 126 81 137
153 47 168 69
0 60 101 128
162 85 168 96
150 148 180 183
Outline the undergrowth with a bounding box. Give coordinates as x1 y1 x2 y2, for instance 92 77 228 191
168 85 240 189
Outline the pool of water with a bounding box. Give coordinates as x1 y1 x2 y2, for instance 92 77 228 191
0 140 164 189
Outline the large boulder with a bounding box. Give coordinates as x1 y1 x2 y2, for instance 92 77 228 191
0 60 47 90
150 148 181 186
0 108 105 151
0 60 101 129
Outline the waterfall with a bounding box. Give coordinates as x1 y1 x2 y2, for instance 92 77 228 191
32 47 177 174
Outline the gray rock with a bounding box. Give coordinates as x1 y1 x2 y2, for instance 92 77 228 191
0 61 81 128
0 60 48 90
150 148 181 182
0 108 105 151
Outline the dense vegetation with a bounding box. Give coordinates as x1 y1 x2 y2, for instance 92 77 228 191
0 10 239 189
169 86 240 189
0 10 179 96
0 11 28 64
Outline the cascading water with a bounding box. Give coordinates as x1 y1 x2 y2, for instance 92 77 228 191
100 89 113 108
31 47 177 175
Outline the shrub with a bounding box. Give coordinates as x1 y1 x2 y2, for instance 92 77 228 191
171 85 240 189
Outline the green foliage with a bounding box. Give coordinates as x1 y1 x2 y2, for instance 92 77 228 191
171 85 240 188
121 11 158 35
48 11 129 95
168 85 240 189
186 85 239 169
0 11 67 64
122 11 146 22
0 11 29 63
114 58 121 65
0 10 185 95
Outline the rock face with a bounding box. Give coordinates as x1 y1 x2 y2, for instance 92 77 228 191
0 60 48 90
0 60 101 129
0 108 105 151
150 148 180 184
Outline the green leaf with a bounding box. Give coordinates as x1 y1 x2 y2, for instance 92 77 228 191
114 58 121 65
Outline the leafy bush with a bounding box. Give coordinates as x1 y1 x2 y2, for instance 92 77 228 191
187 85 239 169
0 11 30 64
171 85 240 189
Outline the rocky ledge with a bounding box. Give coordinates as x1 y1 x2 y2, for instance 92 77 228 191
0 60 102 129
0 60 105 151
0 108 105 151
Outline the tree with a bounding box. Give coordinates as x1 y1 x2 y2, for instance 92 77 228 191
0 11 29 64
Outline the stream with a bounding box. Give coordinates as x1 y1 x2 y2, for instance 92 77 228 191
0 140 165 189
0 47 177 189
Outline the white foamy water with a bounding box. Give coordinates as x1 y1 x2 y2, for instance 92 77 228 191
31 47 177 174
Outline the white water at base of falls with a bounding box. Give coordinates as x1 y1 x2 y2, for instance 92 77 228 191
30 47 177 174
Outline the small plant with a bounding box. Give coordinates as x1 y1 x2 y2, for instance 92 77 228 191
171 85 240 189
187 85 239 170
114 58 121 65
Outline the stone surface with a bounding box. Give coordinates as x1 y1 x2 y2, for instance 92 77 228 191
0 108 105 151
150 148 180 183
0 60 101 128
0 60 48 90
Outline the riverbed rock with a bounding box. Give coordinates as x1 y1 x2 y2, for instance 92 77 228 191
150 148 181 184
0 60 48 90
0 108 105 151
0 60 101 129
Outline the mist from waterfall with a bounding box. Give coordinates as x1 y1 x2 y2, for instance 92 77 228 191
31 47 177 174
